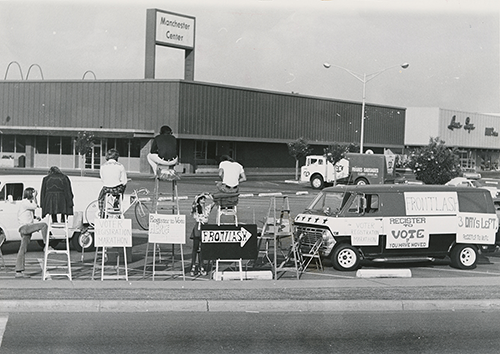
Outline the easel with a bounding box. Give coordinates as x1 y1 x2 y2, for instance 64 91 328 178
211 193 243 281
143 167 185 280
92 195 131 281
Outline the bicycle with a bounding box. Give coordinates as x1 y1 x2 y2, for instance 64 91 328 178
85 188 152 230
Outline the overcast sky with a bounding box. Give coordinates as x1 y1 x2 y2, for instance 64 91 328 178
0 0 498 114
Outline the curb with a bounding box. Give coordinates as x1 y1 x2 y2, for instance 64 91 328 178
2 299 500 313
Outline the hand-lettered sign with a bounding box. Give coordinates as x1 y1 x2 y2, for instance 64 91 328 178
94 218 132 247
148 214 186 244
201 224 258 260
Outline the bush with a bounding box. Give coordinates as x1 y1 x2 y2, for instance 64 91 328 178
407 137 460 184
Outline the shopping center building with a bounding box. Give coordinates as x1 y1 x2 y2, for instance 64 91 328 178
405 107 500 171
0 79 406 174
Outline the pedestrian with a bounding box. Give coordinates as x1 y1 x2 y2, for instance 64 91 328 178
40 166 74 223
98 149 127 218
147 125 179 178
189 193 213 276
216 155 246 193
15 187 48 278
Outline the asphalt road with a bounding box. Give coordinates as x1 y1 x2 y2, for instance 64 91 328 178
2 311 500 354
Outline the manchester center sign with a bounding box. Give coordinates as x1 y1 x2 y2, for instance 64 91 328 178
155 10 195 49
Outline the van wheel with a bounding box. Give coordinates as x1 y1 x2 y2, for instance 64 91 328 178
71 228 95 252
331 244 361 271
310 174 324 189
355 178 368 185
450 244 477 269
37 240 60 249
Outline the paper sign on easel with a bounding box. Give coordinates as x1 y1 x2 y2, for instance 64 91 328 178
148 213 186 244
94 218 132 247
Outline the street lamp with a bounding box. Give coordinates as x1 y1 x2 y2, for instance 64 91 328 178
323 62 409 153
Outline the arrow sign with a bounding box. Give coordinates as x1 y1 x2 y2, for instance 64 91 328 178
201 227 252 247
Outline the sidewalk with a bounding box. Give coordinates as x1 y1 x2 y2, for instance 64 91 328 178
2 275 500 313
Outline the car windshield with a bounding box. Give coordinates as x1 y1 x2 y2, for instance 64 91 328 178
306 191 349 216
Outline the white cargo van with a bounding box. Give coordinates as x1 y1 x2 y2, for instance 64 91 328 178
294 184 499 271
0 175 103 251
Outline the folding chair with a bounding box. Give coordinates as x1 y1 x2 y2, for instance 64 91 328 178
301 238 324 272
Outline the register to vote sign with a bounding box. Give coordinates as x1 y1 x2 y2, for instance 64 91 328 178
94 219 132 247
148 213 186 244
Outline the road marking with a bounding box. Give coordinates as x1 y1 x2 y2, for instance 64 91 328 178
424 266 500 276
0 315 8 346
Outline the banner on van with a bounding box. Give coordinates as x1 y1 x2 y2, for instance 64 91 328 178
457 212 498 245
404 192 458 216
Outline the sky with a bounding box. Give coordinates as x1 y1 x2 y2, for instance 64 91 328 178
0 0 499 114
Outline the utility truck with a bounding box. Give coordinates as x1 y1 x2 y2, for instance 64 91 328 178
300 153 396 189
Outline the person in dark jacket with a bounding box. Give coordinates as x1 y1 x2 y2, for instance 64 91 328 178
147 125 178 176
40 166 74 223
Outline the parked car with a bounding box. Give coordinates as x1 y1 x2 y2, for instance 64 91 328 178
445 177 499 198
475 178 500 198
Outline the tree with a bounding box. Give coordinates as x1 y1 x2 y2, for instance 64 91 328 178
323 143 358 185
287 137 313 180
324 142 358 165
407 137 460 184
74 131 94 176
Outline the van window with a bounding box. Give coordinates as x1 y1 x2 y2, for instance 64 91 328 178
366 194 379 213
347 194 364 214
458 191 490 213
0 183 24 201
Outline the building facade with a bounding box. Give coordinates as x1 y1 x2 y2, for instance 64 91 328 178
0 79 406 174
405 107 500 171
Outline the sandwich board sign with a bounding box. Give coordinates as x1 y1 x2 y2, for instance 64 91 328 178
201 224 258 260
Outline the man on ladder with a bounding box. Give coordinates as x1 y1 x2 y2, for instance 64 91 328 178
147 125 178 179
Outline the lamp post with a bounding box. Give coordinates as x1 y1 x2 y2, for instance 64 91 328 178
323 62 409 153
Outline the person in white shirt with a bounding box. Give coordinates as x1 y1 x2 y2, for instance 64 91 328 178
217 155 246 193
98 149 127 218
15 187 48 278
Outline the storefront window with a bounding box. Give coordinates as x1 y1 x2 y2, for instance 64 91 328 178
16 136 25 153
61 137 72 155
130 138 141 158
35 136 47 154
116 139 129 158
1 135 15 153
49 136 61 154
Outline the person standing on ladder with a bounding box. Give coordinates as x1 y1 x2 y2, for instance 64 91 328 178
97 149 127 218
147 125 178 178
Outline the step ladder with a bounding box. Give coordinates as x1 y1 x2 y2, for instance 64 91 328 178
42 216 72 281
261 196 301 280
92 193 128 281
143 167 185 280
213 193 239 226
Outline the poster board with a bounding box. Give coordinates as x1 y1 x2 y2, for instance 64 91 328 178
201 224 258 260
94 218 132 247
148 213 186 244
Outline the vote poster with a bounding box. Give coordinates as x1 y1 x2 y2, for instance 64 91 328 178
148 214 186 244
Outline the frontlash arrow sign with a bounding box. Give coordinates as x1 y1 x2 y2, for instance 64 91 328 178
201 224 258 260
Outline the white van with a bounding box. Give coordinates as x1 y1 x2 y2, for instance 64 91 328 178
294 184 500 271
0 175 103 251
